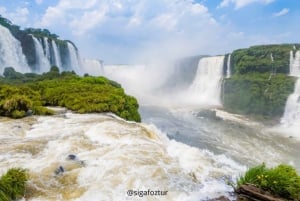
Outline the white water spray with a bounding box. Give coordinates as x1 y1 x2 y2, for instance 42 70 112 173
0 25 30 74
51 40 62 68
32 36 51 72
187 56 225 106
82 59 104 75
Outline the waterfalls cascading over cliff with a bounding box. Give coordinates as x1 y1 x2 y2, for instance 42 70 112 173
187 56 225 106
99 56 226 107
280 50 300 136
0 25 30 73
0 22 85 74
67 42 82 73
32 35 51 72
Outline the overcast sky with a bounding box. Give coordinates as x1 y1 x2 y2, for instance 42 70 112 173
0 0 299 64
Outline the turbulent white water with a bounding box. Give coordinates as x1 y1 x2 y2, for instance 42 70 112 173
187 56 225 106
0 112 245 200
226 55 231 78
0 25 30 74
67 43 82 74
51 40 62 68
32 36 51 73
82 59 104 75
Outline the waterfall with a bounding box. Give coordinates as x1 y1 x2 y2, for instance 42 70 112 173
51 40 62 68
82 59 104 75
0 25 30 74
279 50 300 137
187 56 225 106
290 51 300 76
43 37 50 61
32 36 51 72
226 54 231 78
67 42 81 73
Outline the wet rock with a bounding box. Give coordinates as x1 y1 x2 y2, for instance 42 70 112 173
236 185 285 201
26 109 33 116
196 110 222 121
54 166 64 175
208 195 230 201
67 154 76 160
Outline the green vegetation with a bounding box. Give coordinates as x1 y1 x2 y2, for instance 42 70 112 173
231 44 296 74
237 163 300 200
223 73 295 117
0 67 141 122
0 168 28 201
223 44 298 118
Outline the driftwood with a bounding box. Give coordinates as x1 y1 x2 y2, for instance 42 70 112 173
208 195 230 201
236 185 285 201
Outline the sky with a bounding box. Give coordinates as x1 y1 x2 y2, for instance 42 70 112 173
0 0 299 64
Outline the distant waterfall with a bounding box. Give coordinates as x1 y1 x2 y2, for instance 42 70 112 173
226 54 231 78
32 36 51 72
0 25 30 74
82 59 104 75
280 50 300 137
67 42 81 73
290 51 300 76
43 37 51 60
51 40 62 68
188 56 225 106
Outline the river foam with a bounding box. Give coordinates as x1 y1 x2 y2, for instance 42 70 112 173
0 112 245 200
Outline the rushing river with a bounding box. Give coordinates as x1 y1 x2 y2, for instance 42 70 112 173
0 106 299 201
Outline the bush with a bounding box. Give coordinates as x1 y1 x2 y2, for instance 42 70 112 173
0 168 28 201
237 163 300 200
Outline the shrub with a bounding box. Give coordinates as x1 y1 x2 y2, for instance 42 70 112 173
0 168 28 200
237 163 300 200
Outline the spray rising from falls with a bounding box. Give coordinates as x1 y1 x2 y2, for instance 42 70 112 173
0 25 30 73
187 56 225 106
32 36 51 72
82 59 103 75
280 50 300 137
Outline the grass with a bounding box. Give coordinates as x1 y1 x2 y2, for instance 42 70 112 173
0 168 28 201
237 163 300 200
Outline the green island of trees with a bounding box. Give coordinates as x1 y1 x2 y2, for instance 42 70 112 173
223 44 298 120
0 67 141 122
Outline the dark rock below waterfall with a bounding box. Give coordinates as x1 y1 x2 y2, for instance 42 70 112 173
196 110 222 121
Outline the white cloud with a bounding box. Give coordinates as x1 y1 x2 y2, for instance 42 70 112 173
35 0 43 5
0 6 29 25
219 0 274 9
273 8 289 17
